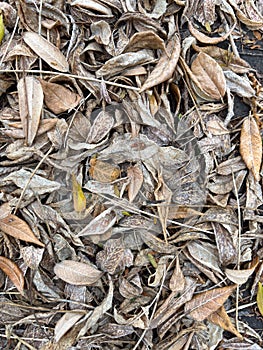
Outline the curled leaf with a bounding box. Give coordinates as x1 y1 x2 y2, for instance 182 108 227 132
0 256 24 294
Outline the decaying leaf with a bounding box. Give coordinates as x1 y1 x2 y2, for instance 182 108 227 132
89 158 120 183
140 35 180 92
0 214 45 247
184 285 237 321
23 32 69 72
124 31 166 53
54 260 103 285
191 52 226 100
207 306 242 338
0 256 24 294
127 163 144 202
17 76 43 146
240 117 262 181
40 79 81 114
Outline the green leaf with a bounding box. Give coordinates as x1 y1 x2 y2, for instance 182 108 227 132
257 282 263 316
0 14 5 44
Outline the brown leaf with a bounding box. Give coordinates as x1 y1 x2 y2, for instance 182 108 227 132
87 110 114 144
225 257 259 285
140 35 180 92
23 32 69 72
124 31 166 53
240 117 262 181
184 285 237 321
0 256 24 294
89 158 120 183
207 306 242 338
169 256 185 293
54 260 103 285
127 163 144 202
191 52 226 100
17 76 43 146
0 214 45 247
40 79 81 114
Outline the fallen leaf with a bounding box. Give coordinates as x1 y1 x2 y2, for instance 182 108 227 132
140 34 180 92
72 174 86 213
0 14 5 44
240 117 262 181
0 256 24 294
71 0 113 16
169 256 185 292
54 312 84 343
23 31 69 72
225 257 259 285
127 163 144 202
0 214 45 247
87 110 114 144
89 158 120 183
191 52 226 100
208 306 242 338
54 260 103 285
39 79 81 114
184 285 237 321
257 282 263 316
76 207 117 238
124 31 166 53
224 70 255 98
90 20 111 45
17 76 43 146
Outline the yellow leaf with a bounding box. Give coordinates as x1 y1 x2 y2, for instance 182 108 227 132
257 282 263 316
72 174 86 213
0 14 5 44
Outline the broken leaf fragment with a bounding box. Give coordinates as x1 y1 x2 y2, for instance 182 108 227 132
54 260 103 285
0 256 24 295
257 282 263 317
207 306 242 338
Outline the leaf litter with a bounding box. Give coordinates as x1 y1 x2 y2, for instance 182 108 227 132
0 1 263 349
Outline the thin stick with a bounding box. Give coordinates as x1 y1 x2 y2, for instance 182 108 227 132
0 69 141 91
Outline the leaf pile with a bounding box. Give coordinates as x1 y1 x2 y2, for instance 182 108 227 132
0 0 263 349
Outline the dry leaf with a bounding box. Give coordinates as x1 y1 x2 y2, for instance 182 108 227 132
71 0 113 16
184 285 237 321
76 207 117 238
0 256 24 294
127 163 144 202
54 312 84 343
0 214 45 247
89 158 120 183
240 117 262 181
54 260 103 285
23 32 69 72
191 52 226 100
140 34 180 92
40 79 81 114
87 110 114 144
124 31 166 53
225 257 259 285
17 76 43 146
72 174 86 213
169 256 185 293
207 306 242 338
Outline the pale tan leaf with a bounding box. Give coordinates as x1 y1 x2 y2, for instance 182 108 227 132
169 255 185 293
225 257 259 285
40 79 81 114
191 52 226 100
0 214 45 247
90 20 111 45
124 31 166 53
54 260 103 285
140 35 180 92
0 256 24 294
207 306 242 338
127 163 144 202
77 207 116 237
240 117 262 181
23 32 69 72
87 110 114 144
184 285 237 321
54 312 84 343
17 76 43 146
71 0 113 16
